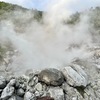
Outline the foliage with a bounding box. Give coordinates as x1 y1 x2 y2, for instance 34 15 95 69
67 12 80 25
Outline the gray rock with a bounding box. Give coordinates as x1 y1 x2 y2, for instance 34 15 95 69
0 76 6 89
33 76 38 84
48 87 64 100
19 83 26 91
16 88 25 97
62 83 84 100
35 91 43 97
8 79 16 86
62 64 88 87
0 89 3 93
16 95 23 100
27 86 35 93
8 95 16 100
1 85 15 100
38 68 64 86
24 91 35 100
34 83 42 92
84 85 97 99
28 77 35 87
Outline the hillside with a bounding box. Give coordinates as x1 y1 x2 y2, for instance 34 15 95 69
0 1 43 22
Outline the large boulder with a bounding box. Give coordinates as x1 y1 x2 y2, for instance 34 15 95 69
38 68 64 86
62 64 88 87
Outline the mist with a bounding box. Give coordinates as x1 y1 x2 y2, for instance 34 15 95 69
0 0 95 75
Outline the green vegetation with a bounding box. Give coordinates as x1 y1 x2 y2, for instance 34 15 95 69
0 1 27 13
67 12 80 25
0 1 42 20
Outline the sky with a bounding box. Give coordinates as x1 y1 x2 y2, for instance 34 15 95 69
0 0 100 12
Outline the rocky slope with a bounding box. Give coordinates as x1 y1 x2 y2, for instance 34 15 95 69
0 56 100 100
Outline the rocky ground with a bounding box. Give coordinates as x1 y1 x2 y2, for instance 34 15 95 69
0 45 100 100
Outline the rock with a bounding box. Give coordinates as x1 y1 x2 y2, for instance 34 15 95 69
35 91 44 97
62 64 88 87
28 77 35 87
0 89 3 93
19 83 26 91
72 97 78 100
28 75 38 87
33 76 38 84
24 91 36 100
48 87 64 100
1 85 15 100
0 76 6 89
8 95 16 100
34 83 42 92
38 68 64 86
8 79 16 86
62 83 84 100
16 95 23 100
16 88 25 97
27 86 35 93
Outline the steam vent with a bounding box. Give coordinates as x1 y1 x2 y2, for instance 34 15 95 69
0 1 100 100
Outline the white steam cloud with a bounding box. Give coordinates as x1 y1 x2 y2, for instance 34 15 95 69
0 0 94 75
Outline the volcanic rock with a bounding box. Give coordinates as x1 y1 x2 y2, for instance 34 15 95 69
38 68 64 86
62 64 88 87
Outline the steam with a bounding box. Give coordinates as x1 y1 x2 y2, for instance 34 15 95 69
0 0 94 74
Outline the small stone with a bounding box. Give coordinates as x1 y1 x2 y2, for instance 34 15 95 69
19 83 26 91
28 77 35 87
48 87 64 100
8 95 16 100
34 76 38 84
16 88 25 97
24 91 35 100
72 97 78 100
0 76 6 89
35 83 42 91
16 95 23 100
35 91 43 97
9 79 16 86
0 89 3 93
